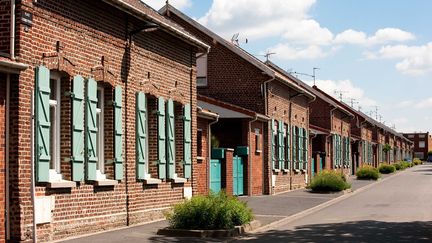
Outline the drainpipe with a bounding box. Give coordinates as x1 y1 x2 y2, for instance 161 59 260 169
5 74 10 240
327 106 338 168
10 0 15 60
31 89 37 243
260 75 274 193
248 115 258 196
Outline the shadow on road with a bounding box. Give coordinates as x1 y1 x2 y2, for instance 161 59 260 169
235 220 432 242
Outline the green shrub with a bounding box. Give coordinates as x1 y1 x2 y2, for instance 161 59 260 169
413 158 422 165
400 161 410 169
378 164 396 174
356 166 380 180
309 170 351 192
166 191 253 230
394 163 402 170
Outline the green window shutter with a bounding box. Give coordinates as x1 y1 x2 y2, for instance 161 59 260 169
35 66 51 182
298 127 303 170
114 86 123 180
304 128 308 170
293 127 297 169
166 99 175 179
71 75 85 181
332 135 336 168
286 124 291 169
157 97 166 179
271 119 276 170
136 92 147 180
183 103 192 179
278 121 285 170
85 78 97 181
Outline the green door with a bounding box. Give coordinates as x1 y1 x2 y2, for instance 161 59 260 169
233 156 244 196
210 159 222 193
311 158 315 177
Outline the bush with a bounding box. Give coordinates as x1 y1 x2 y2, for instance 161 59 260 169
309 170 351 192
356 166 380 180
378 164 396 174
413 158 422 165
166 191 253 230
400 161 410 169
394 163 402 170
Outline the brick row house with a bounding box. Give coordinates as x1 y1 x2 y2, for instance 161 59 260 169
403 132 432 160
1 0 213 241
161 5 316 196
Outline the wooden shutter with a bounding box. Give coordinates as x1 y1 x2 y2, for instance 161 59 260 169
332 134 336 168
85 78 97 181
157 97 166 179
271 119 276 170
166 99 175 179
293 126 297 169
278 120 285 170
304 128 308 170
71 75 85 181
114 86 123 180
183 103 192 179
298 127 303 170
136 92 147 180
35 66 51 182
286 124 291 169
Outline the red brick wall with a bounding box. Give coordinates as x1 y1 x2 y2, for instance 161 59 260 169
10 0 199 241
0 0 10 55
0 76 6 243
245 120 264 196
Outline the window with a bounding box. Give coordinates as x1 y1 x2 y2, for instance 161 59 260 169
196 54 208 87
419 134 426 138
414 152 424 159
255 128 261 153
96 86 105 178
408 134 414 138
49 73 61 180
284 124 290 169
197 129 203 157
273 121 279 169
419 141 425 148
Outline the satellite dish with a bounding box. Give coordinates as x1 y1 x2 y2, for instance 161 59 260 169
231 33 239 45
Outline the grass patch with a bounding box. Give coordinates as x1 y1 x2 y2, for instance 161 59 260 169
309 170 351 192
166 191 253 230
356 166 380 180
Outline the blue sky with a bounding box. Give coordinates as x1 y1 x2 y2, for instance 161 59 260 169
144 0 432 133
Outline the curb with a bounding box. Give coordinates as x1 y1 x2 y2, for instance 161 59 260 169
250 167 411 233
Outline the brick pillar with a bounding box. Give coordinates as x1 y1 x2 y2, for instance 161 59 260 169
224 148 234 195
0 78 6 243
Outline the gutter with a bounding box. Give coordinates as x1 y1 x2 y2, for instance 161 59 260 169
31 89 37 243
10 0 15 60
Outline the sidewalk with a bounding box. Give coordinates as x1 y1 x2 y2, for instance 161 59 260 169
60 173 394 243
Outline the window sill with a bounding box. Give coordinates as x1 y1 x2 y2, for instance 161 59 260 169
197 156 206 162
172 177 187 184
294 169 301 174
273 169 281 173
144 178 162 185
301 169 307 173
95 179 118 186
282 169 290 173
47 180 76 189
255 150 262 154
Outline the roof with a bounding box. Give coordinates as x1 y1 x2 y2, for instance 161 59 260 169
198 95 269 121
159 4 274 78
265 61 315 100
102 0 209 51
265 61 353 118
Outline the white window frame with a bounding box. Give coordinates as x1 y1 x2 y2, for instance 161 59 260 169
49 73 61 181
196 53 208 87
419 141 425 148
96 86 105 176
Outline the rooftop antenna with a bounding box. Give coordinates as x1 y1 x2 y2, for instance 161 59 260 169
358 106 362 112
264 50 276 62
334 90 347 102
348 98 359 108
373 106 379 120
231 33 239 46
313 67 319 86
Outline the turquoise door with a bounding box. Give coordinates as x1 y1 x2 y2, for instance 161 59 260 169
210 159 222 193
311 158 315 177
320 156 323 171
233 156 244 196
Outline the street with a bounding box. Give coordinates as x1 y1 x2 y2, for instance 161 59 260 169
237 164 432 242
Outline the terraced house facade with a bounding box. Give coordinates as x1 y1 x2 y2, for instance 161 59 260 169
1 0 210 241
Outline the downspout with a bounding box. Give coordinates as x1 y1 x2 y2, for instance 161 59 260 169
261 75 274 193
248 115 258 196
5 74 10 240
327 106 338 168
31 89 37 243
10 0 15 60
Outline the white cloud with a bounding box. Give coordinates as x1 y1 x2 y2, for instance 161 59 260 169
415 97 432 109
270 44 327 60
306 79 377 108
368 43 432 75
141 0 191 10
334 28 415 46
396 100 414 108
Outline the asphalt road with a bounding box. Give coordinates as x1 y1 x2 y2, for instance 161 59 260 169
238 164 432 242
